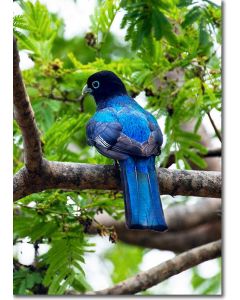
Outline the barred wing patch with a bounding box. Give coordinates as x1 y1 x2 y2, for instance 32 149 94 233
95 135 111 148
86 120 122 149
86 118 162 159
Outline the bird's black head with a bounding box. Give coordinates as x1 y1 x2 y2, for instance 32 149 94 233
82 70 127 103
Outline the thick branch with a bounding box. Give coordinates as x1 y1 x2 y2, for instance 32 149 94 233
13 37 43 172
165 197 221 231
91 240 221 295
97 198 221 231
13 161 221 201
91 197 221 232
89 199 221 252
116 220 221 252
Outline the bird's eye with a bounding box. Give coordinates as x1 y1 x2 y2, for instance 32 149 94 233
92 81 100 89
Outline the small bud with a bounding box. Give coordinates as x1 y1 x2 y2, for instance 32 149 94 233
144 88 154 97
109 230 118 243
167 105 174 116
85 32 97 47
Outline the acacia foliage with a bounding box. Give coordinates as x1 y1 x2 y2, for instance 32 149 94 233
13 0 221 295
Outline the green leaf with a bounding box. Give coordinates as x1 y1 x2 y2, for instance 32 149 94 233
184 149 207 169
43 113 90 161
198 17 213 55
181 156 192 170
42 236 91 295
182 7 202 28
13 269 43 295
121 0 177 49
177 0 193 8
13 0 59 61
71 273 92 292
105 242 144 284
175 129 201 142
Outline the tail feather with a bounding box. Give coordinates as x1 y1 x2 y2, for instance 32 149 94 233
119 157 168 231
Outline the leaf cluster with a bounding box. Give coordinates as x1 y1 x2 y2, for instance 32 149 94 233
121 0 178 50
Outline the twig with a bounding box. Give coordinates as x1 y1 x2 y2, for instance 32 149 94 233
203 0 221 8
207 111 222 142
88 240 221 295
48 94 79 103
47 93 85 105
78 95 85 112
205 148 221 157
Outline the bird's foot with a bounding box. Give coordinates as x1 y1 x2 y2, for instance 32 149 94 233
113 160 120 171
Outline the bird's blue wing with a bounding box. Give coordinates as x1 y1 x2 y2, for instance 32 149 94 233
86 108 162 160
87 119 128 160
146 112 163 145
87 120 121 148
141 113 163 156
87 121 143 160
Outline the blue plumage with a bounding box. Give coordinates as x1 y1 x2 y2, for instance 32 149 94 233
83 71 167 231
119 157 166 230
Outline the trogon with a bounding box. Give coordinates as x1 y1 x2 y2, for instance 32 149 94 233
82 70 167 231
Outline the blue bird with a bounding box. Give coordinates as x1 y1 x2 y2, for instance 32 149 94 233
82 71 167 231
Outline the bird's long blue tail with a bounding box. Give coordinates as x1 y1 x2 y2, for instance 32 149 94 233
119 156 168 231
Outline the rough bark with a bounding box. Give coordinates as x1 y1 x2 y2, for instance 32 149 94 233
13 161 221 201
157 168 221 198
90 240 221 295
13 37 43 172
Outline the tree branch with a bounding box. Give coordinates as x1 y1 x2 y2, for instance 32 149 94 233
89 240 221 295
89 198 221 252
13 37 43 172
47 93 85 105
115 220 221 253
207 111 222 142
13 161 221 201
91 197 221 231
165 197 221 231
205 148 221 157
48 94 80 103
